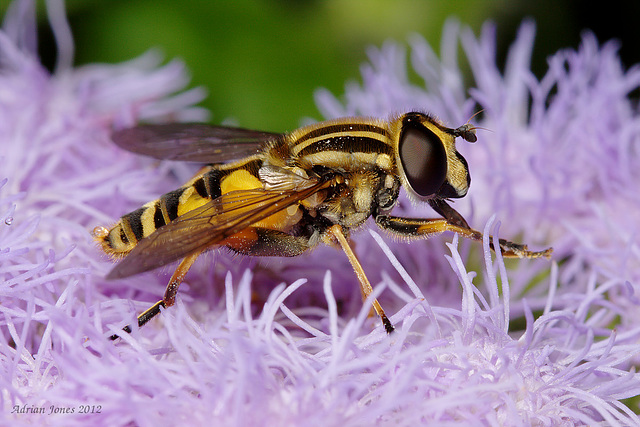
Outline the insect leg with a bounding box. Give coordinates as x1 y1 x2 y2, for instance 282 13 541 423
375 215 552 258
109 250 202 340
326 224 395 334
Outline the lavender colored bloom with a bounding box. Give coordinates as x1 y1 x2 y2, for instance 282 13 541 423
1 1 639 426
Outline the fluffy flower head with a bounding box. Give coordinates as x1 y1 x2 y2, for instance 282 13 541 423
1 1 639 425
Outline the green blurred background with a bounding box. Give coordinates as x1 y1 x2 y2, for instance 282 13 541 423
4 0 639 131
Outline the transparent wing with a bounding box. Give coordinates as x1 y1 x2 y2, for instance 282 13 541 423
111 123 281 163
106 179 331 279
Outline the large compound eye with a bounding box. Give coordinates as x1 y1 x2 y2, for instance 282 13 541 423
399 125 447 198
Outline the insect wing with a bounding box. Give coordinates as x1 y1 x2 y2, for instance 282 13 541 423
111 123 281 163
106 180 331 279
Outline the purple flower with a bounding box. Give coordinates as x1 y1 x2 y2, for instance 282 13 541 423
1 1 639 425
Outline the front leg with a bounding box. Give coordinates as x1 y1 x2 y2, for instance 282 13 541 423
375 215 552 259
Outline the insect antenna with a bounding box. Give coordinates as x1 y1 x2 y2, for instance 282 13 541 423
452 109 492 143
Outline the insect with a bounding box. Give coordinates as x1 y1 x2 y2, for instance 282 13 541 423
94 112 552 339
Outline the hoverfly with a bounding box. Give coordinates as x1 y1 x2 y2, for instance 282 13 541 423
95 112 552 339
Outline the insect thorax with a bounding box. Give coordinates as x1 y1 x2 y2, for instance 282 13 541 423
263 125 401 232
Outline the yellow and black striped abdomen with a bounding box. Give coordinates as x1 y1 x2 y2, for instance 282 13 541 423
95 159 262 258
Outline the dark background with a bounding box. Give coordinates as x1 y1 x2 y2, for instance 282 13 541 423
6 0 639 131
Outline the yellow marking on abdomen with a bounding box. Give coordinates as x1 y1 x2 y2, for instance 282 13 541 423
221 169 263 194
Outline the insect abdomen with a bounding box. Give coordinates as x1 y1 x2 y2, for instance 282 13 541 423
95 167 227 258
